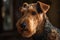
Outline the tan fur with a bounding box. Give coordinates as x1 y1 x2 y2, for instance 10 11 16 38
47 29 59 40
16 1 50 38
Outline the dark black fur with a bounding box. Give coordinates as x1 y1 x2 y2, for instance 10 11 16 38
36 2 43 13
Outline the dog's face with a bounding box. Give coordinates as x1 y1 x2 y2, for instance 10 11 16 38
16 1 50 38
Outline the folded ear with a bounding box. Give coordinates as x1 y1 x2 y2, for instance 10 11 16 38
37 1 50 13
23 2 28 7
36 1 43 13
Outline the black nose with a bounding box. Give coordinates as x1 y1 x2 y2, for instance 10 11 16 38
21 22 26 29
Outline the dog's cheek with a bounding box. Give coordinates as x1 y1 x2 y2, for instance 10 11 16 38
22 18 37 37
28 18 37 34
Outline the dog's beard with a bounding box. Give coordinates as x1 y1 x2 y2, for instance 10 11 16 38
17 13 46 38
36 17 45 35
21 18 37 38
21 17 45 38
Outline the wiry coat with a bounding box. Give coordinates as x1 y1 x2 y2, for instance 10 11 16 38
16 1 60 40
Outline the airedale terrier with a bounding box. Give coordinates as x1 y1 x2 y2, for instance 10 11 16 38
16 1 60 40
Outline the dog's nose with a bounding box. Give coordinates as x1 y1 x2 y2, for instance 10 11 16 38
21 22 26 29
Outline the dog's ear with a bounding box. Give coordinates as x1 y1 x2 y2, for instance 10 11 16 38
23 2 28 7
37 1 50 13
36 1 43 13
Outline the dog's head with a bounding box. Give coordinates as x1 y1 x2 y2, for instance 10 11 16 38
16 1 50 38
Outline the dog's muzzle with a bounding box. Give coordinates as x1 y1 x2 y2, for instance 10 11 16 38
21 22 26 29
20 21 29 31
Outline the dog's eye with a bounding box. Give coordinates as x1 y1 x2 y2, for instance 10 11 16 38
32 11 36 15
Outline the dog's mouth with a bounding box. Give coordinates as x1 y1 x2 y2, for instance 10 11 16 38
18 23 32 37
20 28 33 38
18 23 36 38
22 30 31 36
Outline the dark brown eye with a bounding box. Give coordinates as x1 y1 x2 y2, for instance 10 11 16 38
32 11 36 15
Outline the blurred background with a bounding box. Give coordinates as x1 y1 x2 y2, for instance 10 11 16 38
0 0 60 40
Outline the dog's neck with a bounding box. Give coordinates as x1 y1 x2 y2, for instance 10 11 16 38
32 18 60 40
32 19 52 40
32 30 47 40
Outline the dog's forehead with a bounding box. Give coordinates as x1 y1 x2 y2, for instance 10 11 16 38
29 3 36 8
21 3 36 11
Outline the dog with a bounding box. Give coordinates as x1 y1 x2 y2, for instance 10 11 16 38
16 1 60 40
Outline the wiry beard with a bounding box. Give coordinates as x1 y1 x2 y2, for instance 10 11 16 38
36 15 46 35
